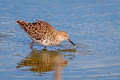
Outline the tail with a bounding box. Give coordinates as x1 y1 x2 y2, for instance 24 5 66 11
16 20 28 32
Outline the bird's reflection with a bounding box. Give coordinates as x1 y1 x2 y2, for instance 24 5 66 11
16 49 76 78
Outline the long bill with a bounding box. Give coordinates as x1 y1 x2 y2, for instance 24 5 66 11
67 39 76 48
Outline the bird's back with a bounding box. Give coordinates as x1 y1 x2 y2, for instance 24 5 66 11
16 20 57 40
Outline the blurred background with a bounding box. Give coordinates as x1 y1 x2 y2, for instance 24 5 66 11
0 0 120 80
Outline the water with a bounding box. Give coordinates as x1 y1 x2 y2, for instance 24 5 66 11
0 0 120 80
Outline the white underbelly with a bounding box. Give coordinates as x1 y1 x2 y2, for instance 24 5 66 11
28 34 61 46
28 34 50 46
33 39 49 46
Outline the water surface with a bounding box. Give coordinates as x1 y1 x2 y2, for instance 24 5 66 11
0 0 120 80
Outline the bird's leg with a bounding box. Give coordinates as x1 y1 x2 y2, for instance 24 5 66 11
30 41 34 49
42 46 47 51
44 46 47 49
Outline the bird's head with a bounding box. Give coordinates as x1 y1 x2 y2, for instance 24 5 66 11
56 31 76 47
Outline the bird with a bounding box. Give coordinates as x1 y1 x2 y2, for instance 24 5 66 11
16 20 76 49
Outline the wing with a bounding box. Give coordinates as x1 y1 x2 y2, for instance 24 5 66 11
27 20 57 40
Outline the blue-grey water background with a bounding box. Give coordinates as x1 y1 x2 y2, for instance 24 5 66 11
0 0 120 80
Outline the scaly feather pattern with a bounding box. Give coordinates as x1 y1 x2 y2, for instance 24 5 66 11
16 20 76 49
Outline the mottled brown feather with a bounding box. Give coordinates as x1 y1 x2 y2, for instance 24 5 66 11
16 20 57 41
16 20 75 47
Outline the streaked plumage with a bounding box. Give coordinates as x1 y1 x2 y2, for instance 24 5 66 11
16 20 75 49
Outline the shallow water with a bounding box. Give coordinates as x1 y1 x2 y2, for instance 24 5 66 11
0 0 120 80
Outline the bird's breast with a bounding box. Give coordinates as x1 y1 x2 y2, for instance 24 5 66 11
28 34 61 46
36 39 61 46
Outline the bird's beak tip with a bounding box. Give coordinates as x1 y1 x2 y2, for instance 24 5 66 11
67 39 76 47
